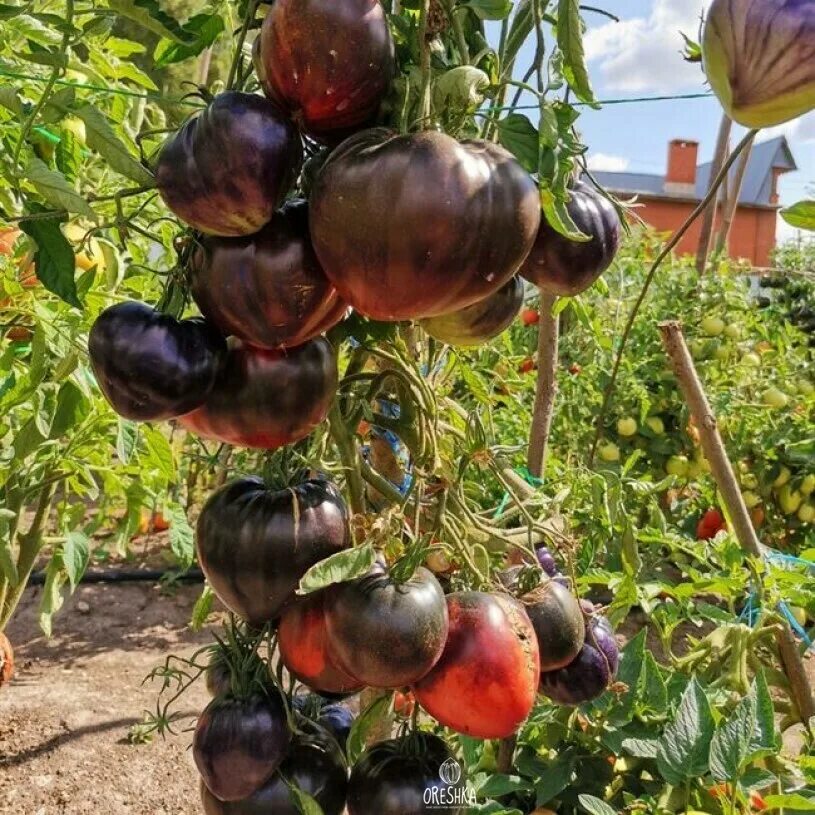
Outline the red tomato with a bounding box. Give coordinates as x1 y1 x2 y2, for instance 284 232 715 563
521 308 540 326
696 508 726 540
568 362 582 375
518 357 536 374
413 591 540 739
278 590 364 696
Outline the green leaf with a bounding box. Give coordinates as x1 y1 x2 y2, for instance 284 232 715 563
74 104 155 186
39 553 67 636
556 0 596 104
0 512 19 586
709 693 755 781
641 651 668 713
153 13 225 68
762 793 815 811
346 693 392 765
621 737 659 758
50 381 86 437
298 543 376 595
533 751 575 805
286 784 325 815
166 503 195 569
56 129 82 184
107 0 195 43
142 425 176 482
540 186 590 242
24 158 96 218
190 585 215 631
62 531 90 590
19 217 80 308
749 670 779 755
502 0 534 75
464 0 514 20
116 419 138 464
780 200 815 232
0 3 27 19
0 86 23 115
656 678 714 785
477 775 533 797
497 114 538 173
578 794 617 815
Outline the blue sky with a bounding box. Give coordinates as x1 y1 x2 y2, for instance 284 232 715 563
503 0 814 242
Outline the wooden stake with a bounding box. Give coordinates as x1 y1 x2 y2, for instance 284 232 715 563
695 114 732 274
527 291 559 478
659 321 815 726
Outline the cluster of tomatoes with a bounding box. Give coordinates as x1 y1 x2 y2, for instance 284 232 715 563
191 471 619 814
80 1 625 812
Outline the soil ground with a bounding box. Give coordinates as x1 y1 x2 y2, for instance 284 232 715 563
0 575 216 815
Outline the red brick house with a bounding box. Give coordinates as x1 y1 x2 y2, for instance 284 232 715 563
592 137 797 267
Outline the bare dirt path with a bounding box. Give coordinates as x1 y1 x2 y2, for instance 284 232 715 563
0 579 216 815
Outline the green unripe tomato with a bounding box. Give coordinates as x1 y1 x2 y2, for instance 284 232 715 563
762 387 788 408
701 315 725 336
742 490 761 509
798 503 815 524
723 323 742 339
773 466 791 488
666 455 689 477
800 474 815 496
645 416 665 435
598 442 621 462
778 485 803 515
617 416 637 437
741 352 761 367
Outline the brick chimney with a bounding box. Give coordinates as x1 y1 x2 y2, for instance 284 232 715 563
665 139 699 195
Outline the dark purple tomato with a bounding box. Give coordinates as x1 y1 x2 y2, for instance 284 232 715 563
538 615 619 705
259 0 394 142
310 129 541 321
522 580 585 672
197 477 350 627
279 591 365 696
88 301 226 421
535 545 559 578
420 276 524 346
200 723 348 815
189 200 347 351
180 337 338 449
292 693 356 750
155 92 302 237
194 692 291 802
325 562 449 688
413 592 540 740
520 181 621 296
347 732 465 815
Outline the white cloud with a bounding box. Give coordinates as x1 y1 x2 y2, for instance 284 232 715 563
586 153 631 172
765 111 815 144
584 0 708 93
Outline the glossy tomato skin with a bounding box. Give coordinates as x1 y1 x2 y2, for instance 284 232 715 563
520 182 621 296
292 694 356 750
310 129 541 321
522 580 586 672
0 632 13 688
259 0 394 142
197 477 350 627
194 692 291 802
420 277 524 346
539 615 619 705
413 591 540 739
325 562 449 688
348 733 465 815
181 337 338 449
200 723 348 815
156 92 302 237
279 591 364 696
190 200 346 350
89 301 226 421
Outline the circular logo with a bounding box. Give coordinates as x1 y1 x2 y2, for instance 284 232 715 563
439 757 462 786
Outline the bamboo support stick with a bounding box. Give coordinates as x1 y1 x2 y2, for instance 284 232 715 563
659 321 815 727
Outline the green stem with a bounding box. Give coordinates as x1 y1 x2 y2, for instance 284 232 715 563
226 0 259 90
444 0 470 63
12 0 75 184
588 128 760 465
0 482 58 630
328 402 365 516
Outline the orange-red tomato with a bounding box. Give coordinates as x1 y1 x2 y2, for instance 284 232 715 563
137 511 171 535
521 308 540 326
518 357 536 374
568 362 582 375
394 690 416 717
696 508 726 540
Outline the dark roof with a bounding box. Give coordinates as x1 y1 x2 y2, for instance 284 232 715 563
591 136 797 208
